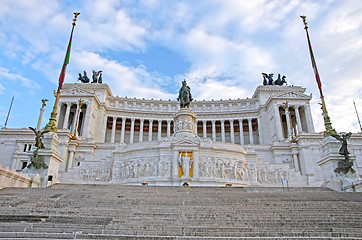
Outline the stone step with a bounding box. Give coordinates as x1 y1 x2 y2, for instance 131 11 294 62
1 231 362 240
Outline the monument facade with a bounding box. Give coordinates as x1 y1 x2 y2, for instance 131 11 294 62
1 81 361 188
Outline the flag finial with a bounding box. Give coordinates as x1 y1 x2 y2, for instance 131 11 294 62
73 12 80 25
300 15 308 29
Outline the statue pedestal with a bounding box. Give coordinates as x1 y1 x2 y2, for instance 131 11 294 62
318 136 361 191
174 108 196 138
23 132 63 187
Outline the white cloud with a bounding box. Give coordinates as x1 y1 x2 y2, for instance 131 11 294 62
70 51 174 100
0 67 40 90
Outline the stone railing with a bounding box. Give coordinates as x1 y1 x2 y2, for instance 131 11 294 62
0 163 40 189
107 97 259 114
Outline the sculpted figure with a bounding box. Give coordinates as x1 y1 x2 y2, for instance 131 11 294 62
332 132 352 156
29 127 50 149
78 71 90 83
177 80 193 108
92 70 103 83
274 74 287 86
332 132 355 174
267 73 274 85
262 73 268 85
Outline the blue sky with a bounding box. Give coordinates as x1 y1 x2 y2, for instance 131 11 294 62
0 0 361 133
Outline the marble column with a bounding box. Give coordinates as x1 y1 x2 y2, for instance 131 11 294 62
167 120 171 137
139 119 144 142
239 119 244 145
202 121 207 138
111 116 117 143
257 117 263 144
248 118 254 145
294 106 302 134
157 120 162 140
211 120 216 141
148 120 153 141
304 104 315 132
63 103 71 129
120 117 126 143
130 118 135 144
273 104 283 140
230 120 235 144
102 115 108 143
36 107 45 130
221 120 225 142
71 103 79 132
285 107 292 140
81 103 92 137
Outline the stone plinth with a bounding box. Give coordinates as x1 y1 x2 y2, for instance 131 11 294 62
173 108 196 138
23 132 63 187
319 136 361 191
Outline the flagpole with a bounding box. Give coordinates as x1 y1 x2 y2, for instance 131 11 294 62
353 101 362 132
45 12 80 133
300 16 336 137
4 96 14 128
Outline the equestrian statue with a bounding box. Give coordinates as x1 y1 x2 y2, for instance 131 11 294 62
177 80 193 108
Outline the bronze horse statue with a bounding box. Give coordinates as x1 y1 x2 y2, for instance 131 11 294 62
177 80 193 108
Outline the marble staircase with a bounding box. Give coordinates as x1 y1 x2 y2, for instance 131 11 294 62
0 184 361 239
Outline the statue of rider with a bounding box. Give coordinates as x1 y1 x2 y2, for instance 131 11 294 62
177 80 193 108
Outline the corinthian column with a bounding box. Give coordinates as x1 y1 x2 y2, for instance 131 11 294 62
120 117 126 143
248 118 254 145
111 116 117 143
221 120 225 142
63 103 71 129
139 119 144 142
148 120 153 141
202 121 207 138
294 106 302 134
239 119 244 145
211 120 216 141
230 120 235 144
129 118 135 144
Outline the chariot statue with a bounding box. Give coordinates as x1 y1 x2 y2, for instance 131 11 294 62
78 71 90 83
92 70 102 83
177 80 193 108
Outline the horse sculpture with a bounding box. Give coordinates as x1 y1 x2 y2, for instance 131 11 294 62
92 70 102 83
177 80 193 108
78 71 90 83
262 73 287 86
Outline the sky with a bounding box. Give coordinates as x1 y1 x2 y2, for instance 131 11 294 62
0 0 361 133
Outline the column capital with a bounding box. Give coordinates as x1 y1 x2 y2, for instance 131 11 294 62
202 120 207 124
140 118 144 123
220 119 225 123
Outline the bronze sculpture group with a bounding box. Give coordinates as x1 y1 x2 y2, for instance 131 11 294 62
262 73 287 86
78 70 102 83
